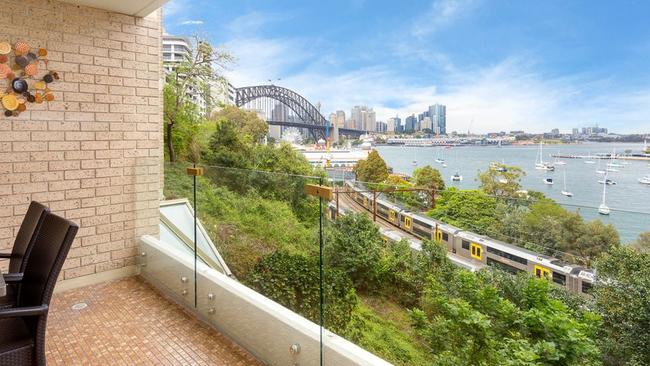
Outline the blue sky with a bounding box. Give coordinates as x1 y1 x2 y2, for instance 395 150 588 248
163 0 650 133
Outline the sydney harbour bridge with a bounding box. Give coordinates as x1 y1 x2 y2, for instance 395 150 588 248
234 85 364 140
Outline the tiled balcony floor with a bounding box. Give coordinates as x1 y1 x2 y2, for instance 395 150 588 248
45 277 261 366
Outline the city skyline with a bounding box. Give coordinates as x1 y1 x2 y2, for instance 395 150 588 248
163 0 650 134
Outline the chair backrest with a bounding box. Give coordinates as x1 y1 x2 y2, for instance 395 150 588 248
17 213 78 308
9 201 50 273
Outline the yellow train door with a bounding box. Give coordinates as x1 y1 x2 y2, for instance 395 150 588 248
534 265 551 279
470 243 482 260
404 216 412 230
435 229 443 242
389 209 396 222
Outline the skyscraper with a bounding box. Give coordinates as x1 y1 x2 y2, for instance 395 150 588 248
335 110 346 128
429 104 446 135
405 114 417 132
351 105 374 131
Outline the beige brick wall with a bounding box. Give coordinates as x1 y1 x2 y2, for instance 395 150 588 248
0 0 162 281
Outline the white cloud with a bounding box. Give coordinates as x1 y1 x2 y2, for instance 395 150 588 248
163 0 184 17
411 0 477 37
179 20 204 25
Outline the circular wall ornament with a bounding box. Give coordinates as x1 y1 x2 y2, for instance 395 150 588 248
0 40 56 117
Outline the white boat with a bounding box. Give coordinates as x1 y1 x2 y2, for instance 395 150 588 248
598 173 610 215
606 168 619 172
554 152 567 165
451 172 463 181
598 179 617 185
639 176 650 185
499 178 508 184
411 160 417 166
435 158 444 164
544 177 554 185
596 170 606 174
561 170 573 197
584 160 596 164
442 163 448 168
535 141 555 171
607 163 624 168
490 162 507 172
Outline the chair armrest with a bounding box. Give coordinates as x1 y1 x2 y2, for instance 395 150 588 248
3 273 23 283
0 305 48 319
0 252 11 258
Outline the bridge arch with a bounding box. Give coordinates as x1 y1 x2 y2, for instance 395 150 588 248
235 85 327 137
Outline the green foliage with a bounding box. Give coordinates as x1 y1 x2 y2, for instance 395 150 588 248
343 302 435 366
478 163 526 197
594 246 650 365
428 187 499 235
248 251 357 334
164 165 317 278
325 213 384 291
354 150 389 183
412 266 601 366
630 231 650 253
163 37 232 161
412 165 446 191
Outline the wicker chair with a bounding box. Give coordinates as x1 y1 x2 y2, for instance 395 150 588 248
0 213 78 366
0 202 49 309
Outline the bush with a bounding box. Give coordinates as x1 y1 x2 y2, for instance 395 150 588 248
248 251 357 334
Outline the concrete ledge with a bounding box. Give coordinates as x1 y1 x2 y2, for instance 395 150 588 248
54 265 139 293
139 235 393 366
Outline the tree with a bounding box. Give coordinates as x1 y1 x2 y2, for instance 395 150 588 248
164 37 232 162
210 105 268 144
572 220 619 266
595 246 650 365
478 163 525 198
412 165 445 191
428 188 499 235
631 231 650 253
354 150 389 183
248 251 358 334
325 212 385 291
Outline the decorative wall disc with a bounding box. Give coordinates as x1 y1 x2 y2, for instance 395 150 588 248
0 40 56 117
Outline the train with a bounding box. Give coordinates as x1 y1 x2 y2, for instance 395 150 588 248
332 182 595 296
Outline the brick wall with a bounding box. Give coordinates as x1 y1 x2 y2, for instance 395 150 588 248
0 0 162 281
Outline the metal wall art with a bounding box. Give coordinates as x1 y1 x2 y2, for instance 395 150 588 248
0 41 58 117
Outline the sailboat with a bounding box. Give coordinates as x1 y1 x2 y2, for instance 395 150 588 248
598 172 611 215
451 172 463 181
584 151 596 164
435 148 445 164
638 176 650 185
554 151 567 165
411 149 417 166
535 141 555 171
561 169 573 197
544 177 554 185
595 158 606 174
607 149 624 168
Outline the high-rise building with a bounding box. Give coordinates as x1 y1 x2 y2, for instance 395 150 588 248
572 128 579 136
428 104 446 135
420 116 432 131
375 121 387 133
350 106 375 131
405 114 417 132
335 110 346 129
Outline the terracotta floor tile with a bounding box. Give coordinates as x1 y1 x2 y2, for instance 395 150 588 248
45 277 261 366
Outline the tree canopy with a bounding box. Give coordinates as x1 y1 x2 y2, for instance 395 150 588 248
413 165 445 191
354 150 389 183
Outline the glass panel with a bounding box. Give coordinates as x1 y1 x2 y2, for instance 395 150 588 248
193 164 325 363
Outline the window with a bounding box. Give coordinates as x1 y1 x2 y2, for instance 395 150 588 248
470 243 482 260
414 226 432 239
487 258 523 274
552 272 566 286
487 246 528 265
534 265 551 279
582 281 593 294
462 240 470 250
442 232 449 241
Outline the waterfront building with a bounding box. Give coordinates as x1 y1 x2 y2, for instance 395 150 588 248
420 116 433 131
376 121 388 132
351 105 375 131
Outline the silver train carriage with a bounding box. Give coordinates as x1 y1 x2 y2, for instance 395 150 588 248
343 182 595 296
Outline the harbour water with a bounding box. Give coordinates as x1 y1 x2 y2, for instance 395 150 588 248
376 142 649 243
